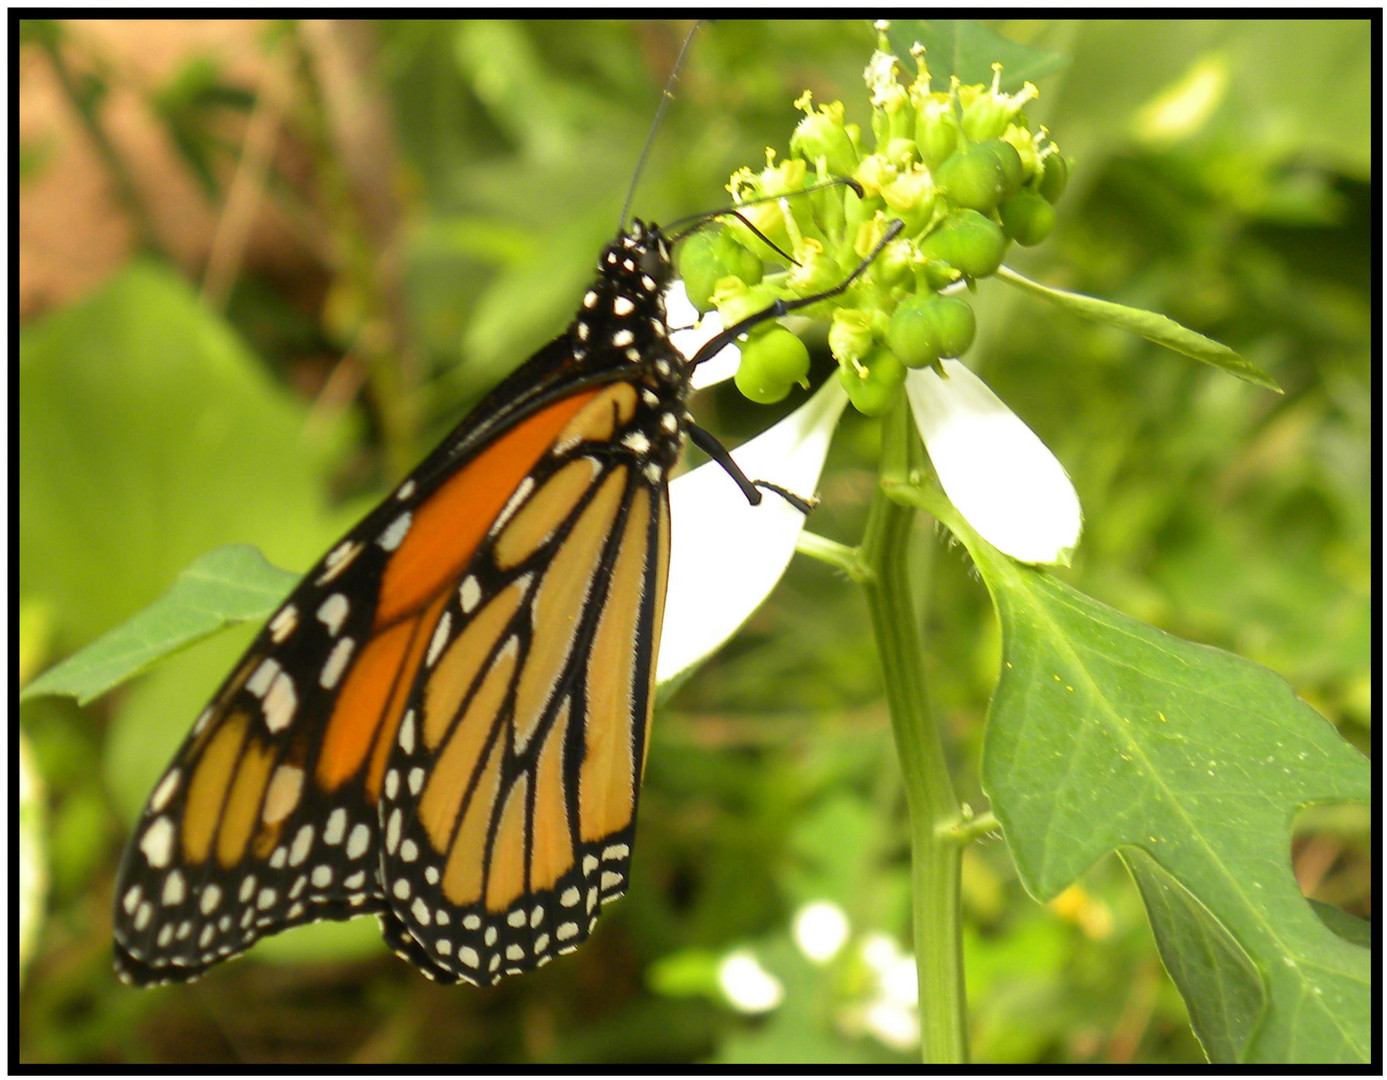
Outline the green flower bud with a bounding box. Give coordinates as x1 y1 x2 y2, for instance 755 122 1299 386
874 237 916 289
884 136 919 167
853 153 893 198
714 279 781 331
675 230 726 312
790 94 859 178
839 345 907 417
887 293 977 367
786 240 843 298
880 164 938 233
736 326 811 404
842 183 881 233
719 231 764 287
960 65 1039 141
915 94 960 169
920 209 1008 280
961 84 1008 142
677 229 765 313
981 138 1025 195
921 257 963 292
999 189 1056 246
828 307 875 366
1000 125 1042 186
1037 151 1070 204
934 139 1020 213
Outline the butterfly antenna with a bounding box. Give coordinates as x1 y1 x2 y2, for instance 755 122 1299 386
619 20 704 229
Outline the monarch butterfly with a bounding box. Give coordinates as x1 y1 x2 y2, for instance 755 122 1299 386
110 188 897 987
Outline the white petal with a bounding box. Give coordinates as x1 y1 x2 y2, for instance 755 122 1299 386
665 280 738 389
792 901 850 965
717 950 784 1013
658 379 849 684
905 360 1082 565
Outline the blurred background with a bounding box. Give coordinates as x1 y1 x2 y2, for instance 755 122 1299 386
18 18 1371 1065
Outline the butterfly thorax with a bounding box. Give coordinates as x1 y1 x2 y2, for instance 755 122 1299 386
569 220 692 477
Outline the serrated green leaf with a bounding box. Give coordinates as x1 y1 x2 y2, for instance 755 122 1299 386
886 19 1066 89
21 545 294 706
939 508 1369 1063
998 265 1281 391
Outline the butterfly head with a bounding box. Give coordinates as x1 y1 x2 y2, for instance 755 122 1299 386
570 219 683 380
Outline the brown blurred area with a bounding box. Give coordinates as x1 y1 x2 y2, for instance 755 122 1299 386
18 19 400 324
22 20 259 316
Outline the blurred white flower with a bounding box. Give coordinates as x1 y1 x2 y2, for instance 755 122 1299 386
840 931 921 1052
792 900 851 964
717 949 785 1014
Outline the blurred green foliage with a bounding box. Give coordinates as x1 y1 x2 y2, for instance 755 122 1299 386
18 18 1369 1065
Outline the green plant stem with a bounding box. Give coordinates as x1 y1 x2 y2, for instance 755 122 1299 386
795 530 873 582
860 402 968 1064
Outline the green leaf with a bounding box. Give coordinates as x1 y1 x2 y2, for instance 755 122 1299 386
997 265 1281 391
19 258 345 651
937 508 1370 1063
21 545 294 706
1122 847 1264 1063
885 19 1066 88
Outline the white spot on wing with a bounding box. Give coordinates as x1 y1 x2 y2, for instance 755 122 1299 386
320 637 355 689
288 823 314 866
324 807 347 845
318 540 363 584
247 657 280 698
161 870 185 906
149 769 181 813
379 511 412 551
491 476 535 535
317 593 349 636
262 669 298 733
426 610 452 667
346 823 371 860
139 817 175 868
268 604 298 643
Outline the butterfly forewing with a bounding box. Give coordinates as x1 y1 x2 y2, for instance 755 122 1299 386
113 221 690 986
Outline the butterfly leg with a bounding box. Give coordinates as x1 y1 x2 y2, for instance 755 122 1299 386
686 422 817 514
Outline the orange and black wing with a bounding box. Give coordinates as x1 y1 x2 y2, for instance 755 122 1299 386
113 221 691 986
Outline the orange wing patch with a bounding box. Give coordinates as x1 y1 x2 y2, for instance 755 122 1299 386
376 390 598 626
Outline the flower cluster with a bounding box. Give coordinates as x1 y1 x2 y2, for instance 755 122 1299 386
658 26 1082 684
678 26 1068 416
